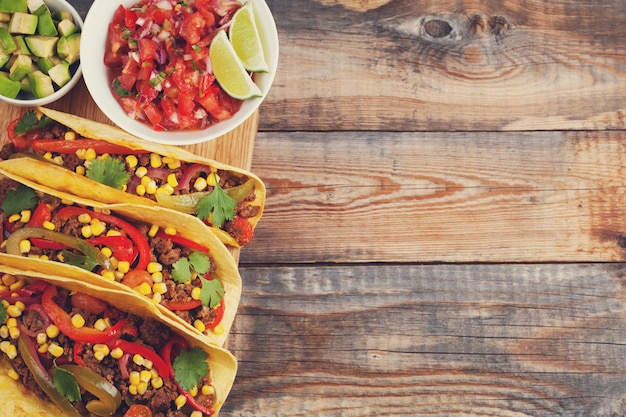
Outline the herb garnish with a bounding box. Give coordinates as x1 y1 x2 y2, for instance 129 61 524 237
53 365 81 402
173 346 209 391
200 277 224 309
86 156 131 190
172 251 211 283
14 110 52 135
61 241 106 272
196 182 237 228
112 79 133 97
0 303 6 325
2 184 37 215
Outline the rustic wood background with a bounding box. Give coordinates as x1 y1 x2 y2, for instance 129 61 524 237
12 0 626 415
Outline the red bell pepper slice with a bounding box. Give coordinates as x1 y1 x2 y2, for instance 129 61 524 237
56 207 150 270
27 202 51 227
161 299 202 311
88 235 137 264
30 238 71 250
155 230 209 254
41 285 128 344
106 338 170 380
31 139 148 155
73 342 87 367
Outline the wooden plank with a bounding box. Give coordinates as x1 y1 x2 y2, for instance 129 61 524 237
240 130 626 264
259 0 626 132
223 263 626 416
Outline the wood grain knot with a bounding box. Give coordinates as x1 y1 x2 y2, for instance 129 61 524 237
489 15 510 36
617 235 626 249
423 19 452 38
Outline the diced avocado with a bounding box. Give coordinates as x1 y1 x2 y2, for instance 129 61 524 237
53 10 73 22
56 33 79 64
20 74 31 92
36 10 57 37
0 0 27 14
27 69 53 97
0 12 10 22
48 60 69 87
0 27 16 53
12 36 30 55
0 72 21 98
37 55 60 73
0 52 9 68
57 19 77 37
25 35 57 58
8 53 30 80
8 12 38 35
26 0 45 14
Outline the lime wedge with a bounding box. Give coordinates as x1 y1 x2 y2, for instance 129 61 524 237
229 0 269 73
210 30 262 100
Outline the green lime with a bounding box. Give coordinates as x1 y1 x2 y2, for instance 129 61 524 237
229 0 269 73
210 30 262 100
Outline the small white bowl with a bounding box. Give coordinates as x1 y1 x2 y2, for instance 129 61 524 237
0 0 84 106
81 0 279 146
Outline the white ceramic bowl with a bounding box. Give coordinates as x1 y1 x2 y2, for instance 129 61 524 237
81 0 279 145
0 0 84 106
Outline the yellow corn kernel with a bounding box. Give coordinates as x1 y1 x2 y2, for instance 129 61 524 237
5 344 17 359
106 229 122 237
166 158 181 169
43 151 53 160
129 371 141 385
48 343 64 357
85 148 97 161
6 318 16 328
90 219 106 236
0 341 10 353
147 262 162 273
18 239 31 254
7 213 20 223
143 359 153 370
190 411 203 417
19 210 31 223
137 381 148 395
140 370 152 382
188 385 198 397
39 254 50 261
201 384 215 396
117 261 130 273
164 226 176 236
101 247 113 258
191 287 202 301
7 368 19 380
46 324 59 339
175 395 187 409
93 344 110 356
145 180 158 195
9 279 25 291
81 225 93 238
135 166 148 178
8 326 20 339
36 333 47 345
64 131 76 140
75 165 86 175
148 224 159 237
193 177 207 191
140 175 152 186
207 173 217 187
0 325 8 339
42 220 56 231
75 149 87 159
213 323 225 335
193 319 206 333
167 173 179 187
129 384 138 395
150 153 162 168
152 282 167 295
133 354 144 366
6 305 22 318
135 184 146 196
38 342 49 354
101 270 116 281
151 377 164 389
110 347 124 359
14 301 25 311
94 351 106 361
78 213 91 223
71 314 85 328
151 271 163 282
126 155 138 168
151 293 162 304
2 274 15 286
53 156 64 165
94 318 110 331
136 282 152 296
157 184 175 195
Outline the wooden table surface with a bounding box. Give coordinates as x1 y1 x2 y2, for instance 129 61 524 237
7 0 626 415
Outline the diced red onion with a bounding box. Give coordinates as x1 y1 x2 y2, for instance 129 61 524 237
156 1 173 10
21 304 51 337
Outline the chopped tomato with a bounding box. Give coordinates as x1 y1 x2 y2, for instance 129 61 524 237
138 38 157 62
177 90 196 117
117 73 136 91
180 12 206 44
124 8 138 27
121 270 153 289
143 103 163 127
124 405 152 417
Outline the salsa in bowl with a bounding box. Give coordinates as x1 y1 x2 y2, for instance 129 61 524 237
81 0 278 145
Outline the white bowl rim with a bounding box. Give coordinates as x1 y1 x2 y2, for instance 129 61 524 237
0 0 84 107
81 0 279 146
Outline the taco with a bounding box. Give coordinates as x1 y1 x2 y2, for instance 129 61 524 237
0 107 266 248
0 173 241 347
0 264 237 417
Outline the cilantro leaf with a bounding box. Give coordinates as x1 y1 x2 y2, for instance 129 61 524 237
14 111 52 136
60 241 104 272
196 182 237 228
189 251 210 275
53 367 81 402
86 156 131 190
0 303 6 325
200 277 224 309
112 78 133 97
173 347 209 391
172 258 192 283
2 184 37 215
